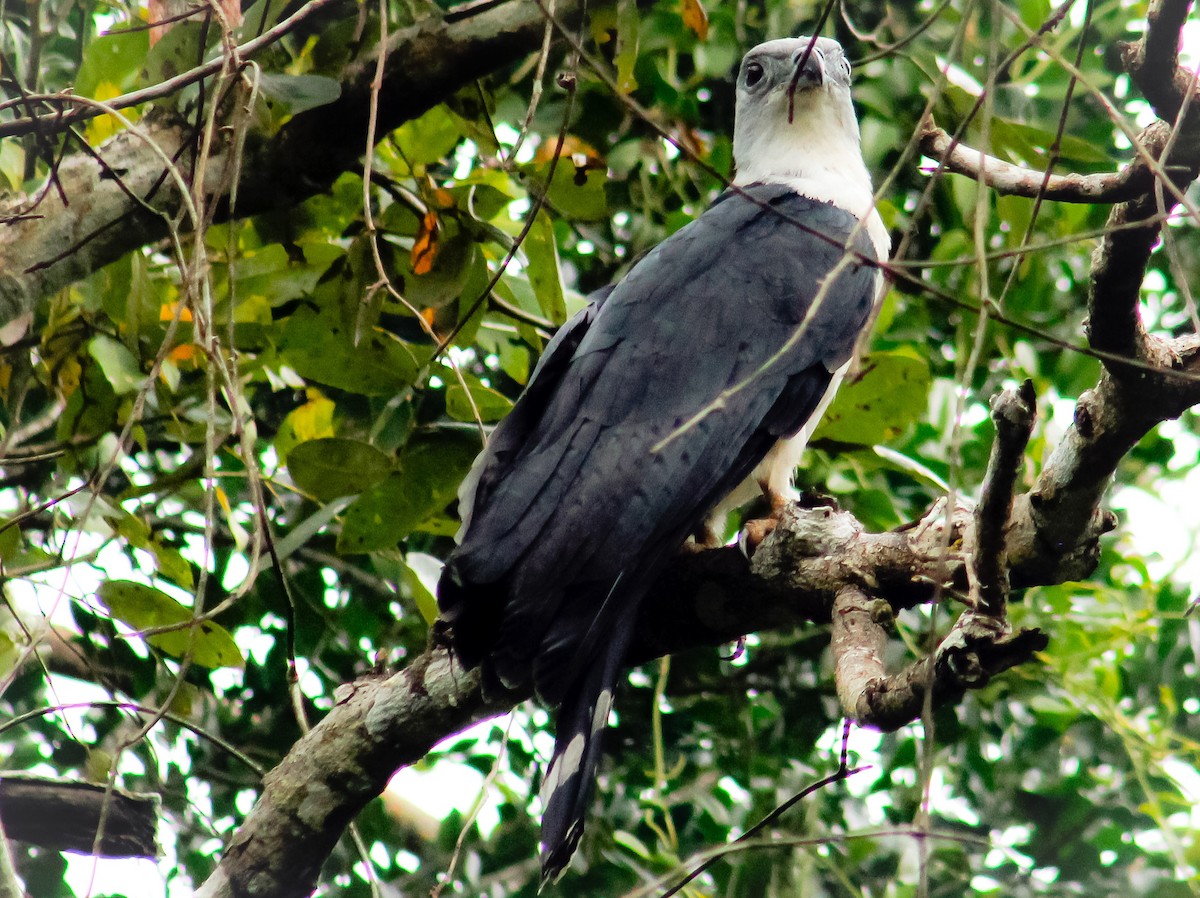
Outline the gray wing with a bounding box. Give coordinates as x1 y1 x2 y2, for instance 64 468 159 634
438 183 879 700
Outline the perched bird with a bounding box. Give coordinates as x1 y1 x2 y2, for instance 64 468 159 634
437 35 889 883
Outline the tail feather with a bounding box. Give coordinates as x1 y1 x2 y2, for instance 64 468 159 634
538 614 635 886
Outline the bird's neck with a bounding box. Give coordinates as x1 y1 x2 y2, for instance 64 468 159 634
734 135 872 214
733 103 889 262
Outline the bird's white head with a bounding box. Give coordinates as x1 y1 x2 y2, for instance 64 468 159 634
732 37 876 220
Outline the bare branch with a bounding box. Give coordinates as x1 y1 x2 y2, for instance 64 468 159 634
194 653 507 898
970 380 1036 618
195 488 1074 897
838 613 1047 733
918 121 1154 203
831 585 891 718
1085 122 1187 362
0 0 342 140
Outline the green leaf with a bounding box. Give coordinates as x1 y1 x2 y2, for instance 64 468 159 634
97 581 243 669
813 353 932 446
524 210 566 324
445 381 513 423
141 22 212 91
390 105 462 172
257 73 341 117
393 231 480 310
218 242 340 308
287 438 393 501
88 334 145 395
0 522 55 573
279 306 420 395
337 433 480 553
614 0 640 93
401 554 440 625
524 161 609 221
76 26 150 97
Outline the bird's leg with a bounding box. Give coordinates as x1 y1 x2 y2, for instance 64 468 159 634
739 479 792 555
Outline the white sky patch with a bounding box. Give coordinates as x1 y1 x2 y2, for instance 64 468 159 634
66 856 168 898
1110 418 1200 587
936 56 984 96
452 139 477 179
387 713 521 836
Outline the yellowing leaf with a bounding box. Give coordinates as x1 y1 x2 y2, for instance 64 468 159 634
159 301 194 322
412 212 440 275
532 134 601 164
680 0 709 40
85 81 133 145
55 357 82 397
168 343 199 365
290 395 336 442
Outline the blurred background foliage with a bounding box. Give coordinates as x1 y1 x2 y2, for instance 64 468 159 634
1 0 1199 895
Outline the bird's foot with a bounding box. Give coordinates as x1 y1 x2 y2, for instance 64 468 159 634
739 488 793 557
739 517 778 556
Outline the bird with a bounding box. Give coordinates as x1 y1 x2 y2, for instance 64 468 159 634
436 35 890 884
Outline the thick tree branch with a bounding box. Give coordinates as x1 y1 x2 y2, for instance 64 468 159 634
970 380 1036 617
0 0 591 327
1003 116 1200 584
831 585 891 718
0 775 158 857
832 590 1048 733
1117 0 1197 125
195 490 1065 898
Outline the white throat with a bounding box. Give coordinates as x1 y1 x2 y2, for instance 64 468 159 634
732 93 889 262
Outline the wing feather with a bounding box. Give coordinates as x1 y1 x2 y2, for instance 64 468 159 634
441 185 879 690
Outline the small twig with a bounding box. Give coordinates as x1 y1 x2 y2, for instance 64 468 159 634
0 0 343 139
658 763 869 898
971 381 1036 618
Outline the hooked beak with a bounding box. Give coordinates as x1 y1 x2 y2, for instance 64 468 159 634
790 43 825 90
786 41 825 122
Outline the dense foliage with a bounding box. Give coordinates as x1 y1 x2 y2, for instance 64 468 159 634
2 0 1199 895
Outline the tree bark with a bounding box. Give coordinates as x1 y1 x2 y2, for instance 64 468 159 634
0 0 591 328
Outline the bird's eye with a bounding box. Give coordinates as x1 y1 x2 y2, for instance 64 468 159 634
744 61 765 87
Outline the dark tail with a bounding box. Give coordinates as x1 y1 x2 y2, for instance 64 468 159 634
538 613 636 886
